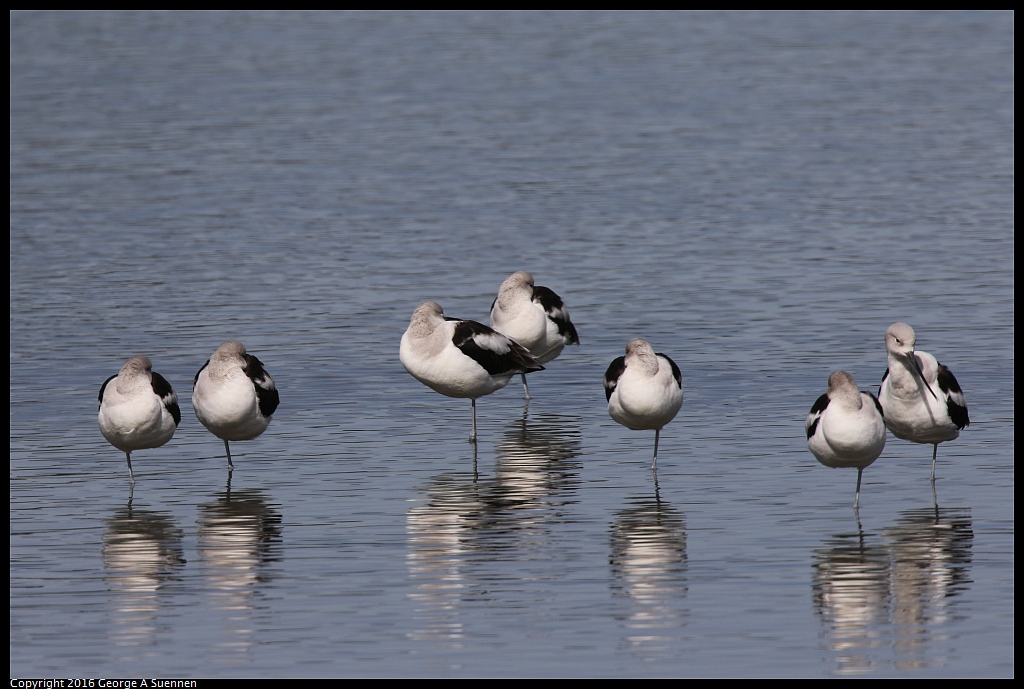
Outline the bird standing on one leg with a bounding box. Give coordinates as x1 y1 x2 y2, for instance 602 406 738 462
98 356 181 483
878 323 969 483
603 338 683 469
193 341 279 470
806 371 887 510
401 301 543 442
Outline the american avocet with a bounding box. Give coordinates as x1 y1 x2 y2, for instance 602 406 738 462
489 271 579 399
400 301 544 442
806 371 887 509
192 341 279 470
603 338 683 469
98 356 181 483
879 322 969 482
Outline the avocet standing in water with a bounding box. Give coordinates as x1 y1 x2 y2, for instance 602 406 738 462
489 271 579 399
603 338 683 469
401 301 543 442
98 356 181 483
193 341 279 470
806 371 886 509
879 322 969 482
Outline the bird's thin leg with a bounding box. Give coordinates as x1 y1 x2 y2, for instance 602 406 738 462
930 444 938 483
854 467 863 510
125 451 135 484
652 429 661 470
224 439 234 471
521 373 531 401
469 399 478 443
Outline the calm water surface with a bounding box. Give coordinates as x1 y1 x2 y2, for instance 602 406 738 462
10 11 1013 677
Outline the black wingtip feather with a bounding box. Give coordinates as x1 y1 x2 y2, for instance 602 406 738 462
99 373 117 406
806 416 820 440
150 372 181 425
243 354 280 418
658 353 682 388
806 392 829 439
937 364 969 429
603 356 626 401
452 320 543 376
533 285 579 345
194 360 209 387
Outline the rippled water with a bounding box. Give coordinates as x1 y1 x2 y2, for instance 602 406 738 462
10 11 1013 677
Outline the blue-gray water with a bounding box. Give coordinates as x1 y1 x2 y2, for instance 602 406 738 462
10 11 1013 678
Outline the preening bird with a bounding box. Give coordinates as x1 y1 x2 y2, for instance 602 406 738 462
401 301 543 442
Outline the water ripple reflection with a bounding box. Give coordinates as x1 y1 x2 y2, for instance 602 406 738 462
610 489 688 660
812 507 973 675
196 483 283 659
102 505 186 651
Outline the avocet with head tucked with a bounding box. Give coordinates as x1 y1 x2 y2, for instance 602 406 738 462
879 322 969 482
98 356 181 483
603 338 683 469
401 301 543 442
193 341 279 470
489 271 579 399
806 371 886 509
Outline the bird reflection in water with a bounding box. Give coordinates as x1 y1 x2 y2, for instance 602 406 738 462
493 410 583 507
812 507 973 674
884 506 973 671
811 528 890 675
102 505 186 651
406 473 482 647
197 477 283 659
407 411 583 646
610 485 688 659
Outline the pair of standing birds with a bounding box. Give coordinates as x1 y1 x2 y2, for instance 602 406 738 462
806 322 970 508
400 271 684 464
97 341 280 482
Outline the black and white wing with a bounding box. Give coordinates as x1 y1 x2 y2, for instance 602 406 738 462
603 355 627 402
533 285 580 345
805 392 830 440
151 371 181 426
452 319 544 376
243 354 280 419
937 363 969 430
